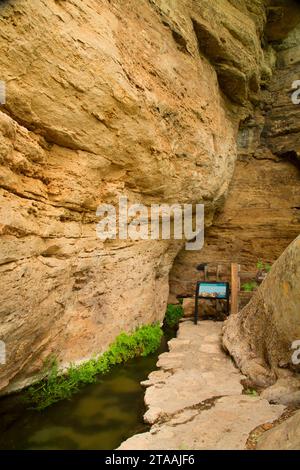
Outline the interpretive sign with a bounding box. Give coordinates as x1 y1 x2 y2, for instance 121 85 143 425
198 282 228 299
194 281 230 324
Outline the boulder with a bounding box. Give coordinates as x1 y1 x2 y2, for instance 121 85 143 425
257 411 300 450
182 298 194 318
223 236 300 388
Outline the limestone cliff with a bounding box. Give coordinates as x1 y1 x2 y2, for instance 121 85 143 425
0 0 296 393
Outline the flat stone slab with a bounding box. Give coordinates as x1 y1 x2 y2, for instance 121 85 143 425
118 321 285 450
144 322 243 422
119 396 285 450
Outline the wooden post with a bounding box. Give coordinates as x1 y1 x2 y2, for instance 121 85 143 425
231 263 240 315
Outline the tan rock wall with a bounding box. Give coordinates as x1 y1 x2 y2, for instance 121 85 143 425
0 0 265 392
1 0 297 395
170 5 300 298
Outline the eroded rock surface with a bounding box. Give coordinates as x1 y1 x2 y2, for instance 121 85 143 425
0 0 247 392
119 321 285 450
170 1 300 298
0 0 274 392
223 236 300 389
257 410 300 450
0 0 299 398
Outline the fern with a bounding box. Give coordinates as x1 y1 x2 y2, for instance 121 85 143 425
24 323 163 410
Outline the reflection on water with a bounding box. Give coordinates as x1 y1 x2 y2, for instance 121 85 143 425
0 333 172 450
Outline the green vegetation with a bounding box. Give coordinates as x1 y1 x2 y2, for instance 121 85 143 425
257 260 271 272
245 388 258 397
24 323 163 411
242 261 272 293
242 281 258 292
264 263 271 273
257 260 264 270
164 304 184 328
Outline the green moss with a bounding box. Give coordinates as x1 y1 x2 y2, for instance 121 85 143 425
164 304 184 328
24 323 163 411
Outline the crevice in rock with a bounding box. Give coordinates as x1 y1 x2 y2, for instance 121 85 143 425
191 18 248 105
275 150 300 170
171 30 189 54
246 405 300 450
0 106 100 155
152 396 223 428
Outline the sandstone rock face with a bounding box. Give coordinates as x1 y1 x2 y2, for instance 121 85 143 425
0 0 298 394
223 236 300 388
265 0 300 160
170 148 300 297
0 0 270 393
170 1 300 298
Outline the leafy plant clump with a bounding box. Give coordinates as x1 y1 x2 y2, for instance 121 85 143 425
257 260 271 272
164 304 184 328
242 281 258 292
24 323 163 411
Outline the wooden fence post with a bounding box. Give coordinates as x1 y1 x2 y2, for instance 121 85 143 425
231 263 240 315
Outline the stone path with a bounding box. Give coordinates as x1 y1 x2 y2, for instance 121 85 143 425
119 321 286 450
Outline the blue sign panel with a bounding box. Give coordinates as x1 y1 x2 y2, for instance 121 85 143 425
198 282 228 299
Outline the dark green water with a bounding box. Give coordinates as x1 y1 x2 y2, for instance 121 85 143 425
0 332 172 450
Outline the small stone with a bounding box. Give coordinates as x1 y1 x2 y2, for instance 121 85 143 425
182 298 195 318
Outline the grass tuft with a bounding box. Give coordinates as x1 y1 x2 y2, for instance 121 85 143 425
164 304 184 328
